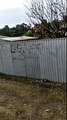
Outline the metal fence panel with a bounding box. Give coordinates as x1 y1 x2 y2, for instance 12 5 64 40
0 37 66 83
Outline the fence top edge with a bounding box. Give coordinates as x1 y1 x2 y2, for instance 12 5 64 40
0 37 66 43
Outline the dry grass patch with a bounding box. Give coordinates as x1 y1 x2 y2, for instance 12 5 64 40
0 74 66 120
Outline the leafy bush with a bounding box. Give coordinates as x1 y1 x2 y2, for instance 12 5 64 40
25 30 34 37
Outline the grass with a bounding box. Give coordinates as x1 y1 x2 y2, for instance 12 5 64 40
0 74 66 120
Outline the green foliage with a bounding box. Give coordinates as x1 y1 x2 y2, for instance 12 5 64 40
25 30 34 37
0 23 30 37
33 19 66 38
0 20 66 38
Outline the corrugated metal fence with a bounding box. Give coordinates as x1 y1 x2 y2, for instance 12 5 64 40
0 37 66 83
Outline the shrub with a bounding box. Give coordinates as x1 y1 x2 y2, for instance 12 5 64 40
25 30 34 37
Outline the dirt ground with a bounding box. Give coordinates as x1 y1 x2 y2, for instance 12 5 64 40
0 74 66 120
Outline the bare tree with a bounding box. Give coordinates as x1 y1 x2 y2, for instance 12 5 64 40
26 0 66 22
25 0 67 38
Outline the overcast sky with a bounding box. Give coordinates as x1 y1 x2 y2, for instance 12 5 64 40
0 0 30 28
